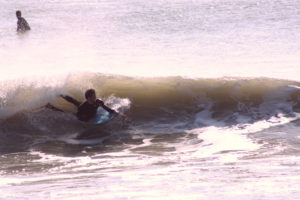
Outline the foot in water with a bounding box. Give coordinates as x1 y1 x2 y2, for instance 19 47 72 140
44 103 64 112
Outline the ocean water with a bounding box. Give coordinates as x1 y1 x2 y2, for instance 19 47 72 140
1 0 300 199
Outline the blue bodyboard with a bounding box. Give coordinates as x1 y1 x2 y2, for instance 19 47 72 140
81 108 116 125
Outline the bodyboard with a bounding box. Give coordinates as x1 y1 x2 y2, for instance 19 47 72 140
81 108 117 125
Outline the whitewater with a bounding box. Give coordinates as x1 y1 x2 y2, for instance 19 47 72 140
1 0 300 199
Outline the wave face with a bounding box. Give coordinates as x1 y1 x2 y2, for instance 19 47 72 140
1 73 300 120
1 73 300 153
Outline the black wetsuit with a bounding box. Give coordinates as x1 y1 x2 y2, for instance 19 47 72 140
77 101 100 122
17 17 30 33
60 95 99 122
48 95 116 122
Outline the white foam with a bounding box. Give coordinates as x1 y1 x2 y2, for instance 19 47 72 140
186 126 259 161
184 113 300 162
194 102 226 127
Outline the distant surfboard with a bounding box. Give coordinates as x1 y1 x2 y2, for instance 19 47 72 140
81 108 117 125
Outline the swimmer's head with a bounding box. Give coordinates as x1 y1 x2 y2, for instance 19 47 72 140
16 10 22 18
85 89 97 103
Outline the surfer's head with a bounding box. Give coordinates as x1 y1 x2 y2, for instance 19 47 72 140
16 10 22 18
85 89 96 103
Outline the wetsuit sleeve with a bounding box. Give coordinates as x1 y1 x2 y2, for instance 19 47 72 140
96 99 117 114
23 19 31 30
96 99 104 106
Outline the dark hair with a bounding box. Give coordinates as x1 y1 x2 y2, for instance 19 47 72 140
16 10 21 17
85 89 96 99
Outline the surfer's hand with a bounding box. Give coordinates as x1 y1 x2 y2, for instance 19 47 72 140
96 99 104 106
113 110 119 115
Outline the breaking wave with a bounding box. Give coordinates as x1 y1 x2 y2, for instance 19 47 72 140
1 72 300 154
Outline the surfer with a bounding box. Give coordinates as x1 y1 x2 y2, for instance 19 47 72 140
16 10 31 33
45 89 118 122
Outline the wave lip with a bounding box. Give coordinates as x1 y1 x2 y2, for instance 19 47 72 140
1 74 300 123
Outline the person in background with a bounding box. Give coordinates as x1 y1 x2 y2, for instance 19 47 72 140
16 10 31 33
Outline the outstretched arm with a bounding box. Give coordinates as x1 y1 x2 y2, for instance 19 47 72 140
96 99 118 115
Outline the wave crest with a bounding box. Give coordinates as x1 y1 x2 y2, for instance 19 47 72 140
1 73 300 124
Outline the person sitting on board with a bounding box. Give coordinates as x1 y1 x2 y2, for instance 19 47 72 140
45 89 118 122
16 10 31 33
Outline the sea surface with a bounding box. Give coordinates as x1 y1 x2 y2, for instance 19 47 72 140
1 0 300 199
